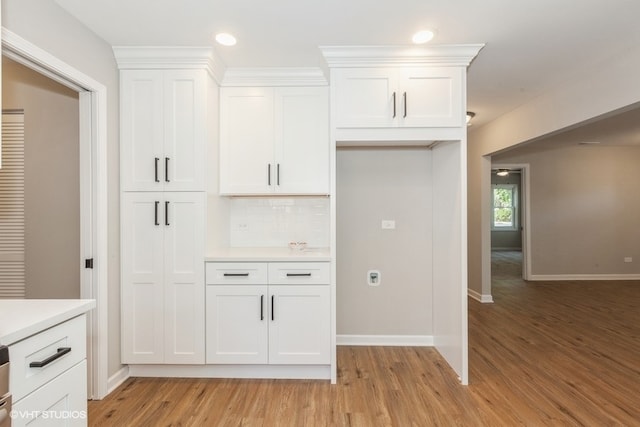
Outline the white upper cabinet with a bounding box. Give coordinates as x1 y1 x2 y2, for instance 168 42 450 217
333 67 463 128
219 86 329 195
121 69 206 192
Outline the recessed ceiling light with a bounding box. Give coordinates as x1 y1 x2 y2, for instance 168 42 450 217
215 32 237 46
578 141 601 145
412 30 435 44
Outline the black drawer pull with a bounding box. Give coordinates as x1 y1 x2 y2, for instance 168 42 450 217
260 295 265 321
30 347 71 368
223 273 250 277
286 273 312 277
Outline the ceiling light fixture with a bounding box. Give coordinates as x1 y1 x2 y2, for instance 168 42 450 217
215 32 237 46
496 169 509 177
466 111 476 126
412 30 435 44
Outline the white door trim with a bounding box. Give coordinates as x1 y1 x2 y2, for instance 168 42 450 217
488 163 532 286
2 27 109 399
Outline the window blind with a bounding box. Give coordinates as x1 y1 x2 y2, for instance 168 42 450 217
0 110 25 298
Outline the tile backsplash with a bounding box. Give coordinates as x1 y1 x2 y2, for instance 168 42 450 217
229 197 330 248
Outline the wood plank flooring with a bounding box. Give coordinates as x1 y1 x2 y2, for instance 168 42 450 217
90 251 640 426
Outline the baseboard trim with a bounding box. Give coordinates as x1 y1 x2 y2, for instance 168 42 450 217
529 274 640 281
128 364 330 380
468 288 494 303
337 335 433 346
106 365 130 396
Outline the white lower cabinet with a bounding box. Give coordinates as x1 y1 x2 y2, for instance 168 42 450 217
121 192 205 364
9 315 88 427
205 262 330 365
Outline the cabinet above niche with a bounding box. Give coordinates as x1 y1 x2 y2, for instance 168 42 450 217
320 44 484 143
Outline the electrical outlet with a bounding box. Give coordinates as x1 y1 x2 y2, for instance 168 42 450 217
237 223 249 231
367 270 381 286
624 257 633 263
381 220 396 229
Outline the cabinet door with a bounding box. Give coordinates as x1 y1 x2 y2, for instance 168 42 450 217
220 87 275 194
163 192 205 363
121 70 164 191
12 360 87 427
206 285 268 364
275 87 329 194
121 193 165 363
268 285 330 365
399 67 463 127
333 68 397 128
163 70 206 191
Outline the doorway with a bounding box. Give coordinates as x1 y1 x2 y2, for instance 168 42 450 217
2 29 109 399
1 56 80 299
488 163 531 295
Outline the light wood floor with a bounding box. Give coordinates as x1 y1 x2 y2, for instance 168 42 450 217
90 252 640 426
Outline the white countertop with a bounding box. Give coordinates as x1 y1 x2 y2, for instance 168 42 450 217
205 247 331 262
0 299 96 346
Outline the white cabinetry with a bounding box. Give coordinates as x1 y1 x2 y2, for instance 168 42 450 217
333 67 463 128
9 315 87 426
121 192 205 364
116 48 213 367
219 86 329 195
121 69 206 192
205 262 330 365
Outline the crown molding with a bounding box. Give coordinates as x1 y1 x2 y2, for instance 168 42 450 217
112 46 226 83
320 44 485 68
220 67 327 87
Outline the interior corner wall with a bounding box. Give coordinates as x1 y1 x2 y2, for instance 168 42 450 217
467 43 640 293
336 148 433 337
2 57 80 299
2 0 122 377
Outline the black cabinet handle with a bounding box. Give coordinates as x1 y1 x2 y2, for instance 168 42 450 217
268 164 271 186
165 157 170 183
403 92 407 118
164 201 169 226
260 295 264 321
223 273 250 277
154 157 160 182
154 201 159 226
271 295 275 321
277 164 280 186
392 92 396 118
286 273 312 277
29 347 71 368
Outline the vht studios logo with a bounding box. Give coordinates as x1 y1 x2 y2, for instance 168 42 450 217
11 410 88 420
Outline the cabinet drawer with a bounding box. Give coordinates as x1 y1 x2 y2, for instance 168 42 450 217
10 315 86 403
206 262 268 285
12 360 87 427
268 262 330 285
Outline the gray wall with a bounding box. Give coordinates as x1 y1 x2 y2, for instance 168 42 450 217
493 144 640 276
336 148 432 336
2 57 80 298
3 0 122 376
490 171 522 250
467 43 640 295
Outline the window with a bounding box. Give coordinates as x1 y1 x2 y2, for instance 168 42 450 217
492 184 518 231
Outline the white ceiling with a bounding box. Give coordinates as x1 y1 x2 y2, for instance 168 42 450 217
54 0 640 130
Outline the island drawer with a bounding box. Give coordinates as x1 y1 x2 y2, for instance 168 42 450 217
9 314 86 402
268 262 330 285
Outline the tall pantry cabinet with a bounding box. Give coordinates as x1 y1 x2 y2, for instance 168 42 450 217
115 48 215 364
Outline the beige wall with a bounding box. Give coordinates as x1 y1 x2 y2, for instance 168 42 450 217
468 43 640 295
3 0 122 376
493 144 640 276
2 57 80 298
336 148 432 336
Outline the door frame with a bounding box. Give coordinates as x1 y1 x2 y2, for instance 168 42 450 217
488 162 532 286
2 28 109 399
